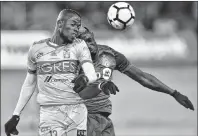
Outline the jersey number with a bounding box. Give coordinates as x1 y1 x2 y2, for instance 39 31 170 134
51 130 57 136
97 68 112 80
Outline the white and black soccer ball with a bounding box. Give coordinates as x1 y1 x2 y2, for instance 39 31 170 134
107 2 135 30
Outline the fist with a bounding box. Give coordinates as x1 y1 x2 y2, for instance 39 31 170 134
100 81 120 95
172 90 194 111
5 115 20 136
72 74 89 93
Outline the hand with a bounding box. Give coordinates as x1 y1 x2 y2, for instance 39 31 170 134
5 115 20 136
100 81 120 95
72 74 89 93
171 90 194 110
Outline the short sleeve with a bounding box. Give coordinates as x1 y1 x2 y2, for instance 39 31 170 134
113 49 130 72
27 45 37 74
76 40 93 65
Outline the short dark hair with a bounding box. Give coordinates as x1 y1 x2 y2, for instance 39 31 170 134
57 9 81 21
64 9 81 18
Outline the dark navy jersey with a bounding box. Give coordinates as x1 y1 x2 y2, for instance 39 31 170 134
85 44 130 114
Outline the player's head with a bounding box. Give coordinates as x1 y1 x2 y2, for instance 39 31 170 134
78 26 98 54
53 9 81 44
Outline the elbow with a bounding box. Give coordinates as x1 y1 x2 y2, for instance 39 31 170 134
81 62 97 83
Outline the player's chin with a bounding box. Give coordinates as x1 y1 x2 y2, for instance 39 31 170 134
68 36 76 42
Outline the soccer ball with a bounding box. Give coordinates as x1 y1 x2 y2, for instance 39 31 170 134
107 2 135 30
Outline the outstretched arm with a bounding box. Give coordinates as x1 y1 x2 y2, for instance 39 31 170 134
123 65 175 95
123 64 194 110
113 48 194 111
114 48 174 94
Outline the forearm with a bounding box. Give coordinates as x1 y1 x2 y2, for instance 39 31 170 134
78 82 101 99
13 73 37 116
124 65 175 95
140 72 175 94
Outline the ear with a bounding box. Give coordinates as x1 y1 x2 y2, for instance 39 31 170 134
57 20 64 28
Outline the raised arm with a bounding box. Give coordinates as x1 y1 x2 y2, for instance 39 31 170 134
76 40 97 83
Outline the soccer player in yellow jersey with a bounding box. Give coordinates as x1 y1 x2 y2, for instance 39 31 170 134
73 27 194 136
5 9 97 136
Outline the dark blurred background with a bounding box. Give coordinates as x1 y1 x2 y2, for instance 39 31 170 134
1 1 197 65
1 1 197 136
1 2 197 32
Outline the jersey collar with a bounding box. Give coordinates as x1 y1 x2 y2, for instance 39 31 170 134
46 40 69 49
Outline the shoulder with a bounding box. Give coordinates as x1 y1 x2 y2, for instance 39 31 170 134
98 44 112 50
98 44 129 64
97 44 116 55
29 38 50 53
74 38 86 46
33 38 50 46
74 38 84 44
99 44 123 56
73 38 88 49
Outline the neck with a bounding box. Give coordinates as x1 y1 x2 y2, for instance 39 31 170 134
51 32 62 45
60 33 73 45
51 31 72 46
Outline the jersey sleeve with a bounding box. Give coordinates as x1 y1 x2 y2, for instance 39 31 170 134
27 45 37 74
76 40 93 65
112 49 130 73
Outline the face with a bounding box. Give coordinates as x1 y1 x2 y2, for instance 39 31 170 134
59 16 81 43
79 28 98 54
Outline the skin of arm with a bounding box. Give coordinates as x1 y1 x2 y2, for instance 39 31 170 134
81 62 97 83
123 64 175 95
114 49 194 110
13 73 37 116
77 40 97 84
113 48 175 95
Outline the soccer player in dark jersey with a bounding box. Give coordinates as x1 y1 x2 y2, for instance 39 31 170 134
73 26 194 136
